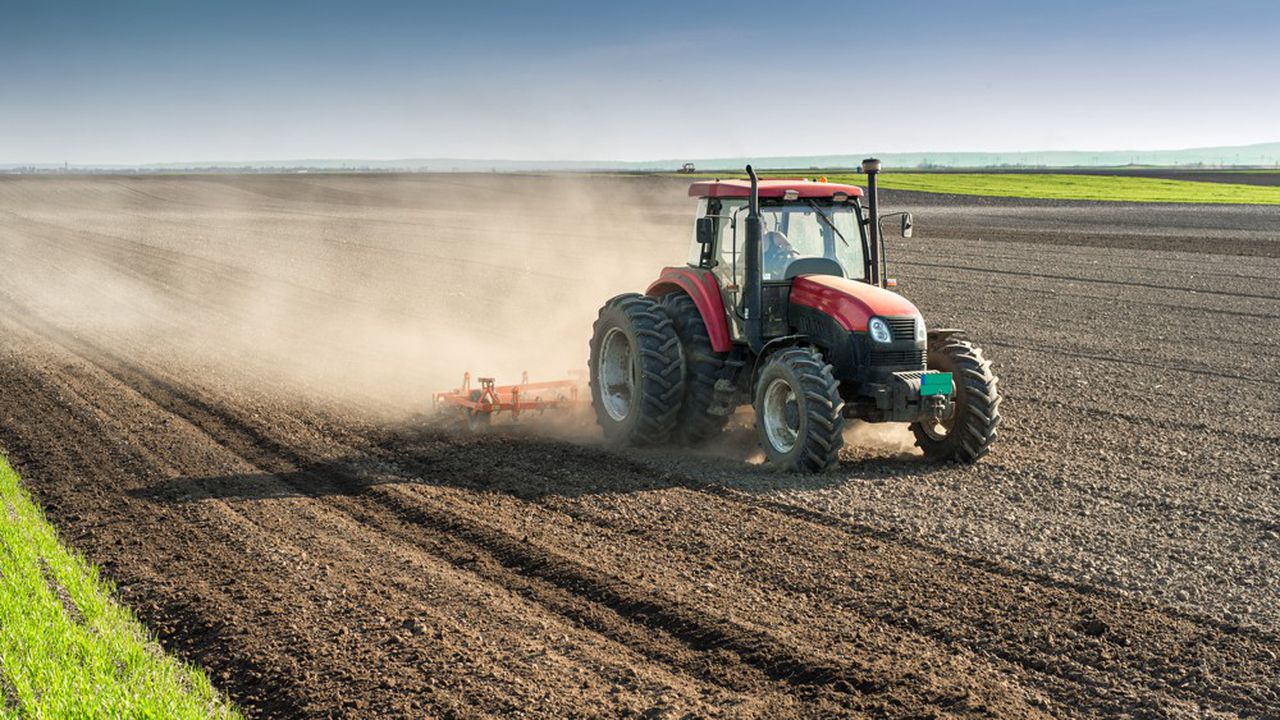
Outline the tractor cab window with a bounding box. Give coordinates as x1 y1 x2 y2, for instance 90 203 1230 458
758 202 866 282
715 200 866 287
709 199 866 334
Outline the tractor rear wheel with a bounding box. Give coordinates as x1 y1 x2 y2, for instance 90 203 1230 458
589 293 684 446
660 292 730 445
753 346 844 472
911 337 1001 462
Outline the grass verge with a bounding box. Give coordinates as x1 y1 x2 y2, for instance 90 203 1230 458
820 172 1280 204
0 454 239 719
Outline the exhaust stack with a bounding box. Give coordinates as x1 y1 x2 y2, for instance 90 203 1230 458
860 158 882 287
743 165 764 353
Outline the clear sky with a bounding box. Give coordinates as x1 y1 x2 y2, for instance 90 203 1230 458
2 0 1277 164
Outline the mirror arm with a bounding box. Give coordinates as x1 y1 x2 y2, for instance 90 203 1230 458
877 211 909 230
875 211 915 283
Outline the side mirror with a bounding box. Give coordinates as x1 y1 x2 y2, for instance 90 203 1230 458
901 213 914 238
696 217 715 246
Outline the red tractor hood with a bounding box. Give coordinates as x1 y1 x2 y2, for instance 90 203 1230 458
789 275 920 332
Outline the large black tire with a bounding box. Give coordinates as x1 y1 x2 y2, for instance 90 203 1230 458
753 346 845 472
911 337 1001 462
659 292 731 445
589 293 685 447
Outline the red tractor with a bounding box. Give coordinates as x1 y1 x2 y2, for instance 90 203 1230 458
588 160 1001 472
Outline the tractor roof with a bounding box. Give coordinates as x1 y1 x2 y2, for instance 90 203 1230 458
688 179 864 200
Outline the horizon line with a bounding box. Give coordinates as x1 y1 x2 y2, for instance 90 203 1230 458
4 139 1279 170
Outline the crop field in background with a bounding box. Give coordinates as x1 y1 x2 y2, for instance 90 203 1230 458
691 167 1280 202
0 456 239 719
796 172 1280 204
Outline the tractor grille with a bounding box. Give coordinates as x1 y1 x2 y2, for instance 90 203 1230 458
884 317 918 342
870 348 926 368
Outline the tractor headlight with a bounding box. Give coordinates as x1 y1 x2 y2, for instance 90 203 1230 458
869 317 892 344
915 317 926 342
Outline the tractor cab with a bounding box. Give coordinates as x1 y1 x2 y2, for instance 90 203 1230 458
686 179 870 342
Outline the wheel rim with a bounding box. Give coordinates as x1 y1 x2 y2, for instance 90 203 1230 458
762 377 800 454
598 327 635 422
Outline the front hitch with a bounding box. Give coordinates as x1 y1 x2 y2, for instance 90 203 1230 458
864 370 955 423
924 393 954 425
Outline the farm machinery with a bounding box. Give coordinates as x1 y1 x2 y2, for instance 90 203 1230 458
435 161 1001 473
587 161 1001 472
433 371 585 431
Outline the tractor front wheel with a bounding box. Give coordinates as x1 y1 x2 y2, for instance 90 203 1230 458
753 346 844 472
911 337 1001 462
589 294 685 446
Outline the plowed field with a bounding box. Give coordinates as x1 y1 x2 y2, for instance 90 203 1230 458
1 174 1277 718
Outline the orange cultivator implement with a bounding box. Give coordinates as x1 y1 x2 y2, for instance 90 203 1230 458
433 371 587 431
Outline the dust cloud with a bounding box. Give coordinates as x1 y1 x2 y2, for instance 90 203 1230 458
0 173 693 417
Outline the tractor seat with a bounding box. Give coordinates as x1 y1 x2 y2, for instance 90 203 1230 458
783 257 844 280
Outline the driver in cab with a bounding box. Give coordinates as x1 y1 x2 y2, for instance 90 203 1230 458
762 229 799 280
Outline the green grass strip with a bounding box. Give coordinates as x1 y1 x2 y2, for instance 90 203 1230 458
0 454 240 719
820 173 1280 204
679 170 1280 204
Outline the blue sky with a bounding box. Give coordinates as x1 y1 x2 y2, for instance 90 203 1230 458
2 0 1277 164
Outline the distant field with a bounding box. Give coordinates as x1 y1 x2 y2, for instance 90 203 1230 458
0 456 239 719
826 167 1280 187
816 172 1280 204
1072 168 1280 187
681 169 1280 203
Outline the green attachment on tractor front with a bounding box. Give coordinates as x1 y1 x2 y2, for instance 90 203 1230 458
920 372 954 397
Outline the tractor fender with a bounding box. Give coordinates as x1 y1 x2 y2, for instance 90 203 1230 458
645 267 733 353
749 335 811 394
926 328 966 345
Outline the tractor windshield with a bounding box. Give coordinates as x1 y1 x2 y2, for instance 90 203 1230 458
747 201 866 282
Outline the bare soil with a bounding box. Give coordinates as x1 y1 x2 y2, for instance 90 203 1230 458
879 188 1280 257
0 174 1278 719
